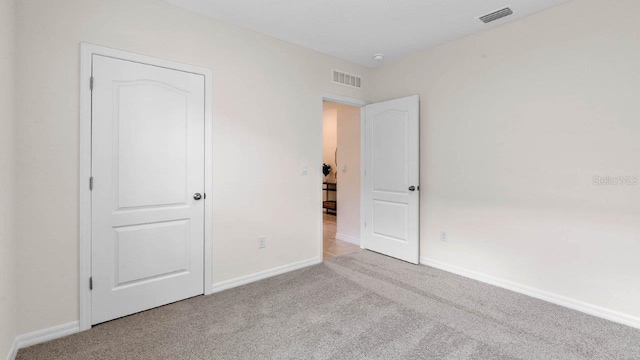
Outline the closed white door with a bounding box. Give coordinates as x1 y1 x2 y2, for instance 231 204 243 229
91 55 205 324
363 95 420 264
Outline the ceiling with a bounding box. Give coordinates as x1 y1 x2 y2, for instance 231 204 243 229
163 0 571 68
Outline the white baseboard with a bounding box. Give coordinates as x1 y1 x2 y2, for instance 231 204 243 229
210 257 322 294
16 321 80 349
336 233 360 245
6 321 80 360
5 339 18 360
420 257 640 330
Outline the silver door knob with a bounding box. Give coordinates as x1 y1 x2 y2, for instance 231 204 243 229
408 186 416 192
193 193 202 200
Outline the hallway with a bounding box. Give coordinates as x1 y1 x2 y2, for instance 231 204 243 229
322 213 360 260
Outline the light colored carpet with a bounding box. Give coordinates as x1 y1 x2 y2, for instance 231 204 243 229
17 251 640 359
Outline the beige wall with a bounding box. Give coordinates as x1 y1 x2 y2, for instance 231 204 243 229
0 0 18 355
15 0 369 334
336 104 361 242
371 0 640 318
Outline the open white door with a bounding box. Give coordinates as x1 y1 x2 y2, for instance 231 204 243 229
91 55 205 324
363 95 419 264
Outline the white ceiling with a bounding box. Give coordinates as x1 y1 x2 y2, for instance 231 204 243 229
163 0 571 68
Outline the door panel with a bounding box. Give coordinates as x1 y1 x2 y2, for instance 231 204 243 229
114 219 190 286
91 55 205 324
372 200 409 242
372 110 408 193
116 81 189 209
364 95 419 264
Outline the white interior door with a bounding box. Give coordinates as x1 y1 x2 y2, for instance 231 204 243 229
91 55 205 324
363 95 420 264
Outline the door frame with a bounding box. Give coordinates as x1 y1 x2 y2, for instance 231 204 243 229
319 93 370 259
79 43 214 331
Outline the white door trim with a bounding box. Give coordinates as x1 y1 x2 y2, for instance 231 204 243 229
319 93 370 259
79 43 214 331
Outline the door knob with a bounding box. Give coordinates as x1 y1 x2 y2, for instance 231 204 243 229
193 193 202 200
408 186 416 192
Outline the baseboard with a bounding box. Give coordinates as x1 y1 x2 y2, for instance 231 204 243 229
5 338 18 360
336 233 360 245
14 321 80 351
210 257 322 294
420 257 640 330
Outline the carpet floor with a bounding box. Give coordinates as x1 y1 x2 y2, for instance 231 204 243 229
17 251 640 359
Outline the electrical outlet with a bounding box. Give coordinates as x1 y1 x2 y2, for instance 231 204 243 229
301 165 308 176
258 236 266 249
440 231 447 242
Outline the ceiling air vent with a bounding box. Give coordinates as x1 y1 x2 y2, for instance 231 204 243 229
479 7 513 24
332 70 361 89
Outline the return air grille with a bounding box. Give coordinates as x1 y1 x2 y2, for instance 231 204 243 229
479 7 513 24
332 70 362 89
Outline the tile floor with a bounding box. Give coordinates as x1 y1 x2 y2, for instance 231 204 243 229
322 213 360 260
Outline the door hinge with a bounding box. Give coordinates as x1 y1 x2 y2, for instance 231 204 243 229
90 76 94 91
89 277 93 290
89 177 94 190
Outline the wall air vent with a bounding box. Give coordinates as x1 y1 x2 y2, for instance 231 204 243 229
332 70 362 89
479 7 513 24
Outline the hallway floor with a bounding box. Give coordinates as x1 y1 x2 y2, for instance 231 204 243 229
322 213 360 260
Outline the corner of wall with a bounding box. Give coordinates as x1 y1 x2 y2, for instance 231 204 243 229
0 0 19 358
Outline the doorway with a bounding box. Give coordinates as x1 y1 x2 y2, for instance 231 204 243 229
321 100 363 260
319 93 420 265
